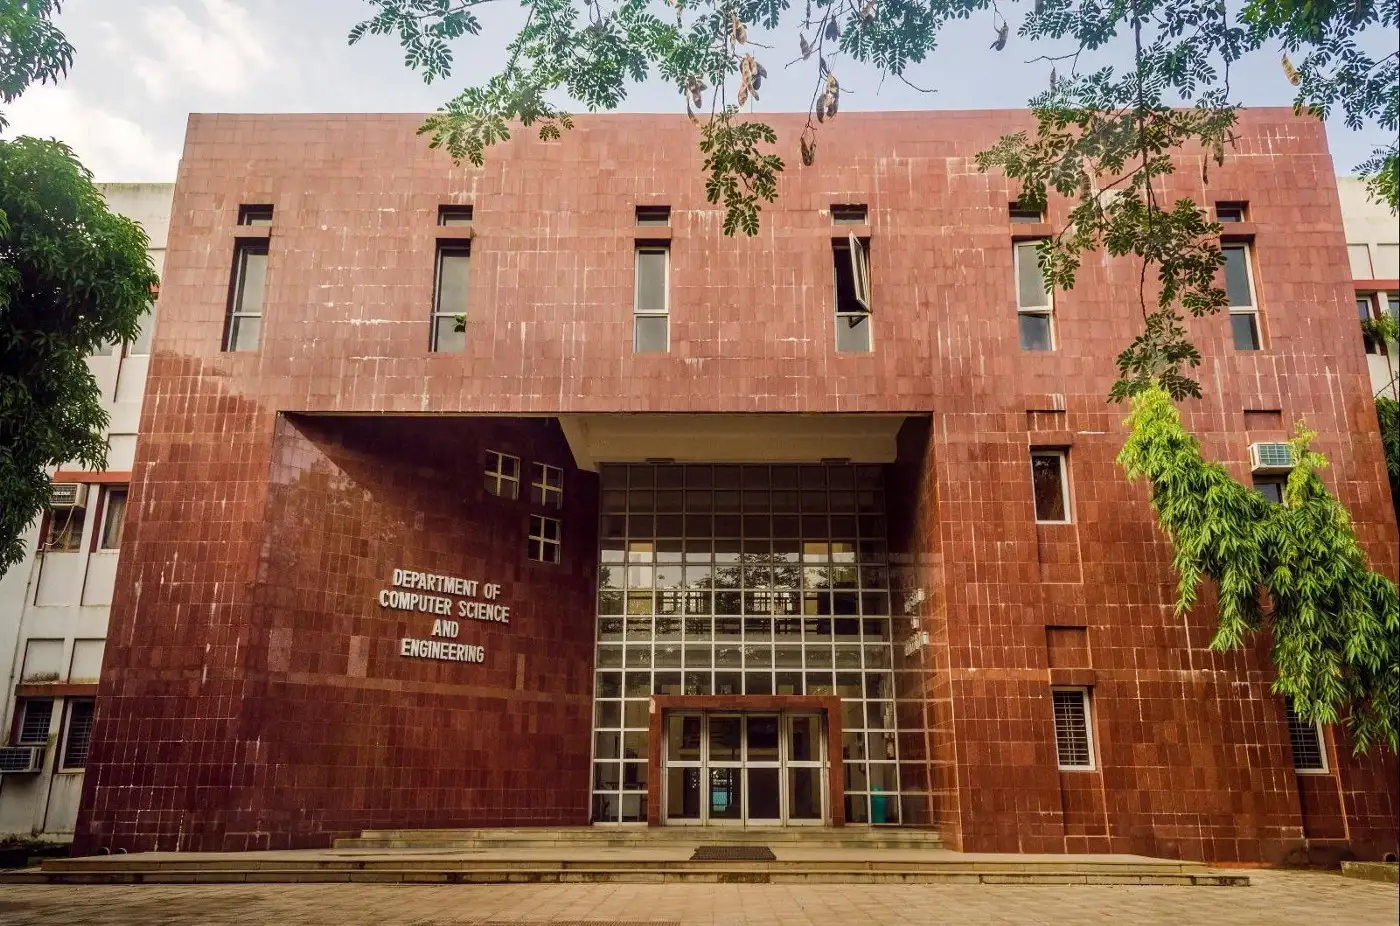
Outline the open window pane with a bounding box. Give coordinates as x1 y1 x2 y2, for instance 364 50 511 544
833 244 863 315
1018 313 1052 351
1230 312 1260 351
1015 242 1049 308
100 488 128 550
1031 453 1068 522
1222 246 1252 307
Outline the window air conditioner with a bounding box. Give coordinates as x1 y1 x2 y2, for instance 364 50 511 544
0 745 44 774
1249 442 1295 474
48 483 88 509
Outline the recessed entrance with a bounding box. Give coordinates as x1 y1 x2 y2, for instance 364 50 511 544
663 711 827 825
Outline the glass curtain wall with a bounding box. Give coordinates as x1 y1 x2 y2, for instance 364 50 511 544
590 463 909 825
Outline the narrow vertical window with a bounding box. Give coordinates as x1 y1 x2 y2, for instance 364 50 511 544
432 244 470 353
1284 699 1326 772
127 305 156 355
1223 244 1261 350
484 451 520 500
531 463 564 508
99 487 128 550
1030 451 1070 523
17 699 54 745
60 700 95 770
1357 295 1382 354
528 514 562 563
634 247 669 353
833 235 872 352
1052 688 1094 769
1015 241 1054 350
224 241 268 352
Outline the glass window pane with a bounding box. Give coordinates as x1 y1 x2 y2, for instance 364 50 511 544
434 315 466 353
436 248 470 316
1231 312 1261 351
229 314 261 352
1223 246 1252 307
636 249 667 313
1018 312 1052 351
836 314 871 352
235 247 267 317
634 314 668 353
1031 454 1067 522
1016 242 1049 308
129 307 155 354
100 489 128 550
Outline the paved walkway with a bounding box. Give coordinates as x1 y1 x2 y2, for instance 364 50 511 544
0 870 1395 925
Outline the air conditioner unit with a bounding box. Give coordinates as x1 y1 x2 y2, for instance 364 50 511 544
0 745 44 774
1249 442 1295 474
48 483 88 509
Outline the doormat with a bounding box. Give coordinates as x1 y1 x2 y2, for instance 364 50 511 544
690 845 777 861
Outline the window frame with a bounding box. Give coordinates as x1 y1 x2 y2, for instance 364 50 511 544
223 240 269 352
15 698 54 746
484 450 521 500
1284 699 1328 774
1051 687 1096 771
1252 475 1286 505
531 462 564 509
1014 239 1055 351
237 204 274 226
437 205 474 226
528 514 562 564
1030 450 1072 524
43 506 86 553
633 246 670 353
831 204 869 225
1222 242 1262 351
58 699 95 772
99 486 128 551
1009 202 1044 223
1214 201 1248 223
635 205 671 227
431 242 472 353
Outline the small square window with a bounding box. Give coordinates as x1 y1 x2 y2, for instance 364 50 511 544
1284 699 1326 772
831 204 868 225
1052 688 1094 769
635 206 670 227
1252 476 1286 505
529 514 562 564
532 463 564 508
438 205 474 226
16 699 53 745
485 451 521 500
60 700 94 770
100 487 128 550
1009 202 1044 223
1030 451 1070 523
238 205 273 226
1215 202 1247 223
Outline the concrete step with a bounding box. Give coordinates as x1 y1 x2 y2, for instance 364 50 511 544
337 826 946 851
0 866 1250 887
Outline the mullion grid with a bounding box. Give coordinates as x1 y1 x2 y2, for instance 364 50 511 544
591 463 904 824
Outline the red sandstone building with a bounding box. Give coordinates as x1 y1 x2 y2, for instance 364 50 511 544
75 110 1397 864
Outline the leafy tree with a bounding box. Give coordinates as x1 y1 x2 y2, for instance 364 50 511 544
0 2 159 573
355 0 1400 750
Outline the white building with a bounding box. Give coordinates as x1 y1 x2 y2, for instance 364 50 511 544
1339 176 1400 398
0 183 172 841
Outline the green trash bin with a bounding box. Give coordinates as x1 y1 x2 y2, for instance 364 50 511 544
870 784 888 824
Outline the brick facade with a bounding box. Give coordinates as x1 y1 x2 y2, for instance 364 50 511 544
76 111 1397 862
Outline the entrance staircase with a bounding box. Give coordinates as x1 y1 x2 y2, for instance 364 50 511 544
0 827 1248 886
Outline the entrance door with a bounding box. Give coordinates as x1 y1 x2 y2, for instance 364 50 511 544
662 711 826 825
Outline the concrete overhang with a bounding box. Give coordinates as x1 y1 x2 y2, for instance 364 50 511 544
557 413 911 471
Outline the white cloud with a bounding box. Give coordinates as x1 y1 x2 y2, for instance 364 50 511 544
5 85 180 181
129 0 274 101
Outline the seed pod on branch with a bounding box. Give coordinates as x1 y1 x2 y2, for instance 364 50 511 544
799 34 812 59
859 0 876 23
731 14 748 45
991 22 1009 50
685 75 705 110
825 19 839 42
1282 54 1300 86
800 129 817 166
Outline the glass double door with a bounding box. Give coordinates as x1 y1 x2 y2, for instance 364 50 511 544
664 712 826 825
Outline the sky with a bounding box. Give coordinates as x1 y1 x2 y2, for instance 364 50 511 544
5 0 1393 181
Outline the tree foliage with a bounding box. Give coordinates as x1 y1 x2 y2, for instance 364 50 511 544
0 4 159 574
1119 386 1399 753
0 139 158 572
